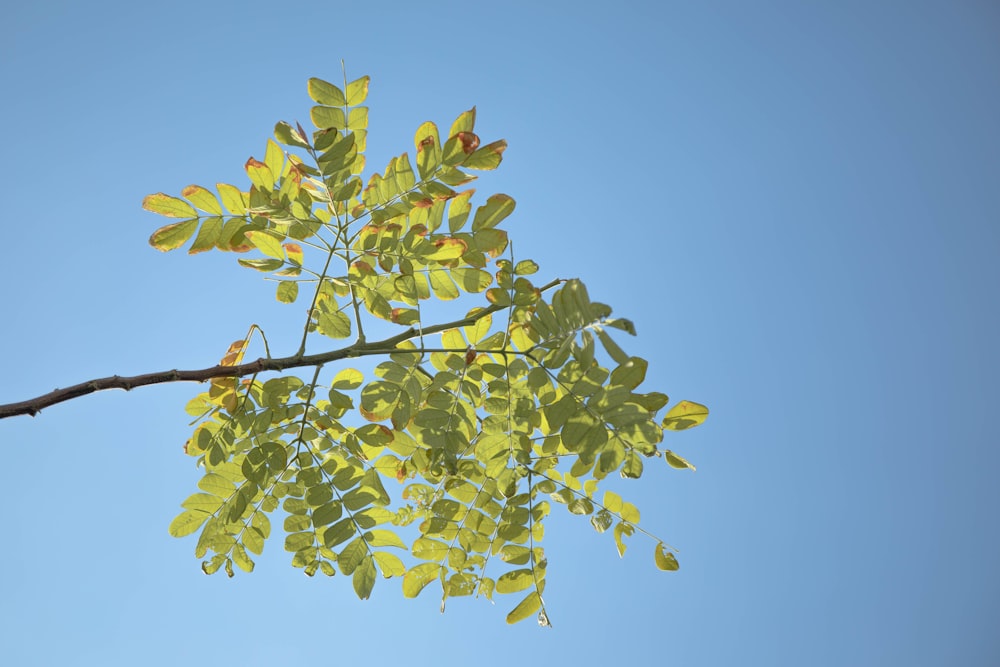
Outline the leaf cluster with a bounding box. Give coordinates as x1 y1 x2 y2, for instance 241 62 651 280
147 73 708 625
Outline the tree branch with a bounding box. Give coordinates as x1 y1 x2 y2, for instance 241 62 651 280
0 303 507 420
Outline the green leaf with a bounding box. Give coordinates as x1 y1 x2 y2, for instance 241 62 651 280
245 230 285 260
610 357 648 390
216 183 247 215
613 522 635 558
276 281 298 303
332 368 364 390
198 473 235 497
665 450 696 471
353 556 377 599
308 77 346 106
373 551 406 578
180 185 223 215
366 529 406 549
654 543 680 571
149 219 198 252
143 193 197 218
168 510 209 537
317 309 352 339
464 139 507 170
471 194 516 232
412 537 449 560
505 591 541 625
181 493 223 513
402 562 442 598
187 216 223 254
495 568 534 594
662 400 709 431
346 75 370 105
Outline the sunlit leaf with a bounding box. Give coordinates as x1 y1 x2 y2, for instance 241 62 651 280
664 450 696 471
662 400 709 431
505 592 541 625
654 543 679 571
149 219 198 251
143 193 197 218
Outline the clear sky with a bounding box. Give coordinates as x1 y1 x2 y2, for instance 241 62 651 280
2 1 998 665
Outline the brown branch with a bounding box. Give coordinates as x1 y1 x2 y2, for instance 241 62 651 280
0 303 507 420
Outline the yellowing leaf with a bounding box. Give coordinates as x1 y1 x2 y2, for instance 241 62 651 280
180 185 222 215
149 219 198 251
662 400 709 431
471 194 516 232
143 193 197 218
308 77 346 106
244 231 285 260
654 543 680 571
346 75 370 106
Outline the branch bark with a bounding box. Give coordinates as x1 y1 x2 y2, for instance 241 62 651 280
0 303 506 420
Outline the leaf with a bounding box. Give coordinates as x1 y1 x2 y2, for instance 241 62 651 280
216 183 247 215
654 543 680 571
332 368 364 390
149 219 198 251
366 529 406 549
662 400 709 431
353 555 377 599
373 551 406 578
308 77 346 106
495 568 534 594
143 193 197 218
168 510 209 537
505 591 541 625
664 450 696 471
412 537 449 560
402 562 442 598
613 522 635 558
180 185 223 215
276 281 298 303
245 230 285 260
471 194 516 232
346 75 370 106
464 139 507 170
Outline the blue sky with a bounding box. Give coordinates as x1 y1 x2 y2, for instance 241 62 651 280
2 1 998 665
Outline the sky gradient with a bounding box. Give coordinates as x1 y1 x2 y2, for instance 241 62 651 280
2 1 998 665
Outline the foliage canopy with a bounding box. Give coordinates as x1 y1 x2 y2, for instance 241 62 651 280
7 73 708 625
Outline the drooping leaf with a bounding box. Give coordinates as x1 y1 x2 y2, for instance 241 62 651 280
654 543 680 571
505 591 541 625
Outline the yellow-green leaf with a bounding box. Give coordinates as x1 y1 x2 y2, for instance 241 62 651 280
332 368 364 390
654 542 680 571
505 591 540 625
664 450 696 471
471 194 516 232
662 400 709 431
149 219 198 252
353 555 377 599
180 185 223 215
276 281 298 303
495 568 534 594
402 562 442 598
346 75 370 106
245 231 285 260
308 77 346 106
143 193 197 218
168 510 209 537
